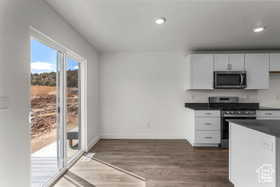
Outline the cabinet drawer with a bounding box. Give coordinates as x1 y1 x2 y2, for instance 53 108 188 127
195 110 220 118
257 111 280 117
196 131 220 144
196 118 220 131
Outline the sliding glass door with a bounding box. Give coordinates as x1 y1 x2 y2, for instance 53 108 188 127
65 57 81 162
30 36 84 187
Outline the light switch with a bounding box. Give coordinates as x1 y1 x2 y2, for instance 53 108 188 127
0 96 9 110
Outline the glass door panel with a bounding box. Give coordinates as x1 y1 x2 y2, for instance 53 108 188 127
30 34 84 187
30 39 61 186
65 57 81 161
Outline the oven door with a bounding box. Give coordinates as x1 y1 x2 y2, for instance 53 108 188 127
221 116 256 148
214 71 247 89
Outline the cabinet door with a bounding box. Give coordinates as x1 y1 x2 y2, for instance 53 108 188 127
214 54 228 71
269 54 280 72
257 111 280 120
245 54 269 89
229 54 245 71
214 54 245 71
190 54 214 89
195 131 220 144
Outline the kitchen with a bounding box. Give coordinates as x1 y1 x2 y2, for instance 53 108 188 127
185 52 280 186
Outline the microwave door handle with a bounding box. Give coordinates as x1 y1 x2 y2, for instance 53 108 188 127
240 74 244 85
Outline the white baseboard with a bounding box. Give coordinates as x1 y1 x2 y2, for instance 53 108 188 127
185 137 193 145
86 136 100 152
192 143 220 147
101 133 185 139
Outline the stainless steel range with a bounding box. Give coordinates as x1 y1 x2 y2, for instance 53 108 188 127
221 110 256 148
208 96 258 148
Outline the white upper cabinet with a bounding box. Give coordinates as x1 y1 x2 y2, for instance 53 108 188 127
214 54 229 71
186 53 270 90
269 53 280 72
214 54 228 71
186 54 214 90
245 54 269 89
214 54 245 71
228 54 245 71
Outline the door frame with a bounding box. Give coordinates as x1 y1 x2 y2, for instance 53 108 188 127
30 26 88 186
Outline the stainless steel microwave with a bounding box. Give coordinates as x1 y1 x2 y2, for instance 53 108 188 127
214 71 247 89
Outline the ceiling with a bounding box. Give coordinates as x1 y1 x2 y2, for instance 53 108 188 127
45 0 280 52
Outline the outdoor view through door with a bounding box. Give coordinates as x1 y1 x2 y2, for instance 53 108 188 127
31 37 82 187
66 57 81 161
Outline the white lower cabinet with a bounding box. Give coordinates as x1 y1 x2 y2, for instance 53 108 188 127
186 108 221 147
196 118 220 131
195 131 220 144
257 110 280 120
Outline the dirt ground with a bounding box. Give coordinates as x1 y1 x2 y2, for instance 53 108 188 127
31 86 79 153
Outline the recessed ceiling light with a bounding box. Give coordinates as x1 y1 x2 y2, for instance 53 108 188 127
155 17 166 25
253 26 265 33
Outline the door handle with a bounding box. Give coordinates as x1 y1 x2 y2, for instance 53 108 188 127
29 111 32 124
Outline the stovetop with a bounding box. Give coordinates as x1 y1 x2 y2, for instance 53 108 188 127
209 103 259 111
222 110 257 117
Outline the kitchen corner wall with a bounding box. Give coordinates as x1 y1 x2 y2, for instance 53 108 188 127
100 52 280 139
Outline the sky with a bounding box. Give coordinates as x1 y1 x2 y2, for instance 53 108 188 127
31 39 79 74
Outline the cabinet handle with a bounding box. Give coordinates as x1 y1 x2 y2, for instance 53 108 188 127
205 112 212 115
204 123 212 126
204 136 213 139
265 113 273 115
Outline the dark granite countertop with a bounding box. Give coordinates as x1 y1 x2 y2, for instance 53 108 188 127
258 107 280 111
184 103 219 110
185 103 280 111
228 119 280 137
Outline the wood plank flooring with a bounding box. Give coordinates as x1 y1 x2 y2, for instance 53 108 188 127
54 139 233 187
90 139 233 187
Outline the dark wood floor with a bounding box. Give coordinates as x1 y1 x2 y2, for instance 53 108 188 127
90 139 233 187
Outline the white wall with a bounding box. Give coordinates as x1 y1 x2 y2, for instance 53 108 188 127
100 52 188 139
0 0 99 186
258 74 280 107
99 52 280 140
